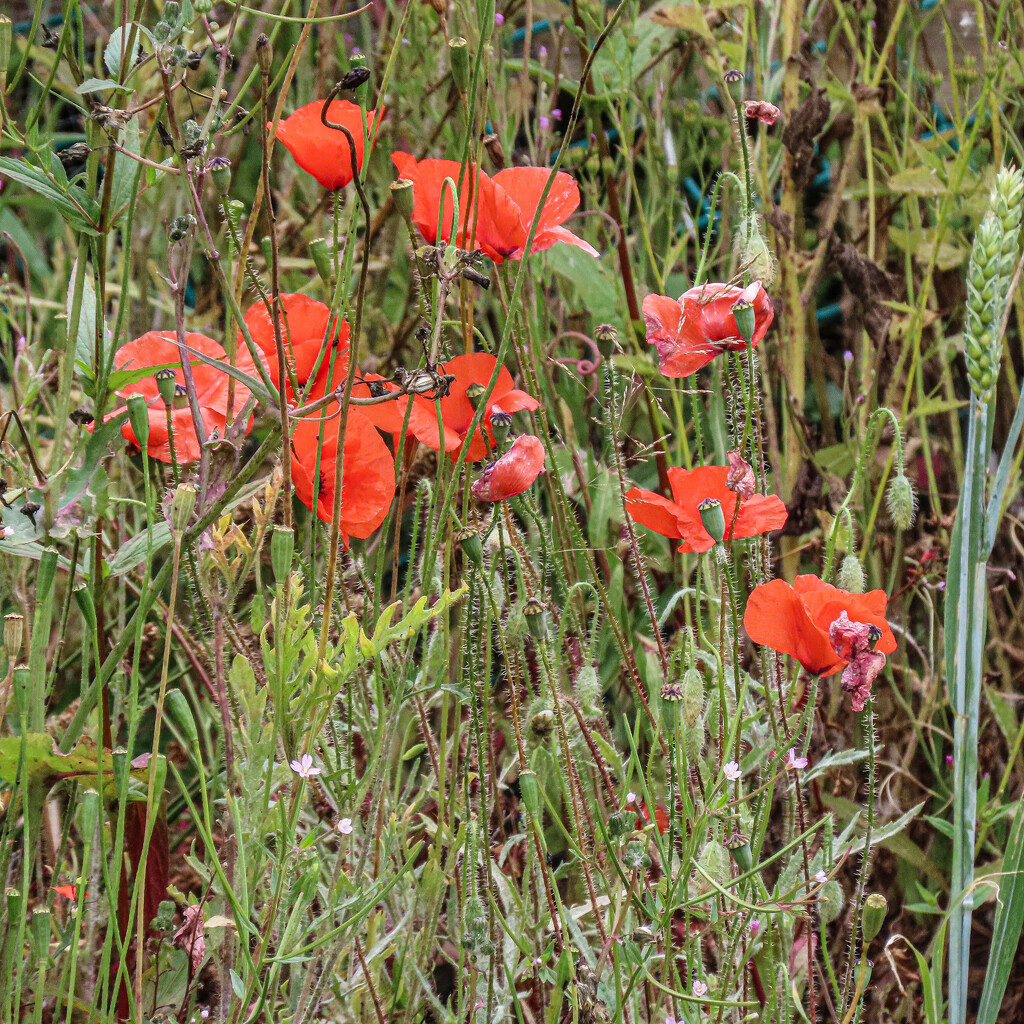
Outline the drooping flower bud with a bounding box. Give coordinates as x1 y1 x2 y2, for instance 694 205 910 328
838 553 866 594
886 473 917 531
818 878 845 925
309 238 334 289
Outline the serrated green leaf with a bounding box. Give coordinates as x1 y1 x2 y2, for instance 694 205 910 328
888 165 946 196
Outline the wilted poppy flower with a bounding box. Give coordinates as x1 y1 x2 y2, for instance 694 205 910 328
625 465 787 554
391 153 598 262
289 411 396 545
275 100 382 190
743 575 897 678
115 332 262 464
471 435 545 501
405 352 539 461
642 281 774 378
829 611 888 711
745 100 781 125
51 884 88 901
242 293 349 400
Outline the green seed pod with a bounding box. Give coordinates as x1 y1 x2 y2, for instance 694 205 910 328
166 689 199 749
309 238 334 289
456 524 483 567
622 839 650 870
194 0 213 12
391 178 415 224
30 908 50 961
519 769 541 818
818 878 844 925
731 300 756 346
838 553 866 594
724 831 753 873
886 473 917 531
697 497 726 545
659 679 683 729
271 526 294 584
4 614 23 658
448 37 470 94
155 367 177 408
79 791 100 839
126 394 150 451
170 483 196 532
682 667 705 728
524 597 548 639
529 708 555 737
861 892 887 943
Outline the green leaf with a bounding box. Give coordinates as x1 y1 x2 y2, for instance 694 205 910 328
68 259 99 375
976 805 1024 1024
77 77 133 94
888 165 946 196
359 585 469 657
109 119 142 227
104 24 154 80
0 158 100 234
107 521 173 577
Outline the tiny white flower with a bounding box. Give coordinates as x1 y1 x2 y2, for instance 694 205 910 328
814 870 828 885
666 1017 677 1024
289 753 321 779
785 748 808 771
723 761 742 782
0 526 14 539
626 791 637 805
692 979 708 997
336 817 353 835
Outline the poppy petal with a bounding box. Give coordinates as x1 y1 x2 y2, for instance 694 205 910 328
471 435 545 501
276 100 380 190
643 294 715 378
624 486 688 540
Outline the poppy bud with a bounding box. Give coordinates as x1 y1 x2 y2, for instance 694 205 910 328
448 37 470 94
659 679 683 729
4 613 23 657
464 381 486 405
170 483 196 532
682 666 705 728
166 689 199 748
631 926 657 945
724 831 753 873
697 497 726 545
861 893 887 943
391 178 415 223
74 585 96 637
489 406 512 447
731 299 757 346
886 473 916 530
256 34 272 76
271 526 294 584
482 133 505 170
456 524 484 567
594 323 617 357
519 768 541 818
838 553 866 594
126 394 150 451
309 238 334 288
818 878 844 925
153 368 176 408
530 708 555 736
0 17 12 84
524 597 548 639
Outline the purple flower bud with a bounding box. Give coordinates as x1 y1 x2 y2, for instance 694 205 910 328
539 115 550 130
494 11 504 24
539 44 547 59
552 108 562 120
843 350 854 364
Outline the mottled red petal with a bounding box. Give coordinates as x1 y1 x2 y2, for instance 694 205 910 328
471 435 545 501
642 293 715 377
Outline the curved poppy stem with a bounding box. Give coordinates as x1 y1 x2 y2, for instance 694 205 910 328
317 86 375 660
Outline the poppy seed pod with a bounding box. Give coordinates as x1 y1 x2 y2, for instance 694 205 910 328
4 614 23 657
456 524 483 567
724 831 753 873
524 597 548 639
256 34 272 75
489 406 513 447
170 483 197 532
659 679 684 729
126 394 151 451
697 497 726 545
30 909 51 961
271 526 294 584
731 299 757 346
861 893 887 943
207 155 232 196
448 37 470 94
154 367 176 408
390 179 415 223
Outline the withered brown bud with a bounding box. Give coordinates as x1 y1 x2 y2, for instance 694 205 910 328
482 133 506 170
255 34 272 75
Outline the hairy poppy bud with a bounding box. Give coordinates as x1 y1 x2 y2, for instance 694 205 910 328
271 526 294 584
818 878 844 925
837 553 866 594
524 597 548 639
170 484 196 532
308 238 334 288
207 155 232 196
126 394 150 452
861 893 887 943
391 178 415 223
448 37 470 94
886 473 916 530
697 497 726 545
518 768 541 818
682 666 705 728
256 34 272 76
4 614 23 658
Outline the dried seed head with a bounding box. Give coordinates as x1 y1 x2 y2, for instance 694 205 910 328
448 37 470 94
4 613 24 657
256 34 272 75
390 178 415 222
170 483 197 532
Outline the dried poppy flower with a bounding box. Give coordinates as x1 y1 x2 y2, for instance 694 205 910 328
115 332 263 464
391 153 597 262
289 411 396 545
274 100 382 190
471 434 545 501
829 611 887 711
405 352 539 461
745 100 781 125
625 465 787 554
242 293 349 401
642 280 774 378
725 449 756 499
743 575 897 678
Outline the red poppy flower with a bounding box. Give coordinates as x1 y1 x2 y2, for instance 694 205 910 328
743 575 897 678
51 885 88 901
242 294 349 401
391 153 597 262
275 100 382 190
631 800 669 834
115 332 262 464
307 359 411 436
643 281 774 378
289 411 396 545
625 465 787 554
404 352 539 461
471 435 545 501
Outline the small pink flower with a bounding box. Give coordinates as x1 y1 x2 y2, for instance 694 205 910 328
494 11 504 24
814 870 828 886
785 749 808 771
750 919 760 936
290 753 321 779
336 817 353 835
692 979 708 997
745 100 781 125
723 761 742 782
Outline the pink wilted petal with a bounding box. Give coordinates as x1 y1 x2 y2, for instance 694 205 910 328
173 904 206 973
471 435 545 501
829 610 879 661
725 449 756 499
840 650 887 712
745 100 781 125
